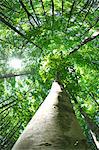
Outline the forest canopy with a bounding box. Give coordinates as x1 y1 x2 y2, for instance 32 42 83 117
0 0 99 149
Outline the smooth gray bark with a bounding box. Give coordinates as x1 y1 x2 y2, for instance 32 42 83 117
12 81 90 150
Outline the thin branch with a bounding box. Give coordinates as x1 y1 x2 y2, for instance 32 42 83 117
5 125 22 150
0 102 16 115
69 33 99 55
0 3 20 13
1 121 20 144
0 100 15 109
81 17 99 37
0 0 11 9
0 16 42 50
66 0 76 30
51 0 54 35
0 96 14 105
0 11 14 23
29 0 40 24
0 72 31 79
65 0 96 31
72 0 91 24
19 0 39 26
40 0 46 16
0 5 4 11
0 16 26 37
78 0 91 14
3 123 22 147
89 93 99 106
72 17 99 50
2 0 15 7
19 0 35 27
51 0 54 21
0 119 10 130
0 110 9 121
80 0 95 27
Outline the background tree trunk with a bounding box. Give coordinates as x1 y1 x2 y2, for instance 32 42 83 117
12 81 89 150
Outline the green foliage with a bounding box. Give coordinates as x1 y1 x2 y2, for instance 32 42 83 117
0 0 98 149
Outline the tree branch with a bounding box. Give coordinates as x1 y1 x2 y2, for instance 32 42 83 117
80 0 95 27
0 16 26 37
69 33 99 55
0 103 16 114
81 17 99 37
19 0 39 26
71 0 91 24
0 111 9 121
0 16 42 50
0 117 10 129
0 11 13 24
3 123 22 148
51 0 54 21
40 0 46 16
0 100 15 109
29 0 40 25
51 0 54 35
0 72 31 79
0 96 14 105
78 0 90 14
0 2 20 13
89 93 99 106
1 121 20 145
66 0 76 30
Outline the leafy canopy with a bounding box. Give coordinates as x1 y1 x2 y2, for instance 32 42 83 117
0 0 99 149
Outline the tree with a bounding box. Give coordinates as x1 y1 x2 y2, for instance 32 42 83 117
0 0 98 149
12 81 89 150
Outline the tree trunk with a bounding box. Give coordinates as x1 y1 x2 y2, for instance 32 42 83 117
12 81 89 150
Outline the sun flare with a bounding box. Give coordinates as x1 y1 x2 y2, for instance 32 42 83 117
8 58 22 69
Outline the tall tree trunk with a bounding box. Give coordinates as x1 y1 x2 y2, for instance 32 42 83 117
12 81 89 150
